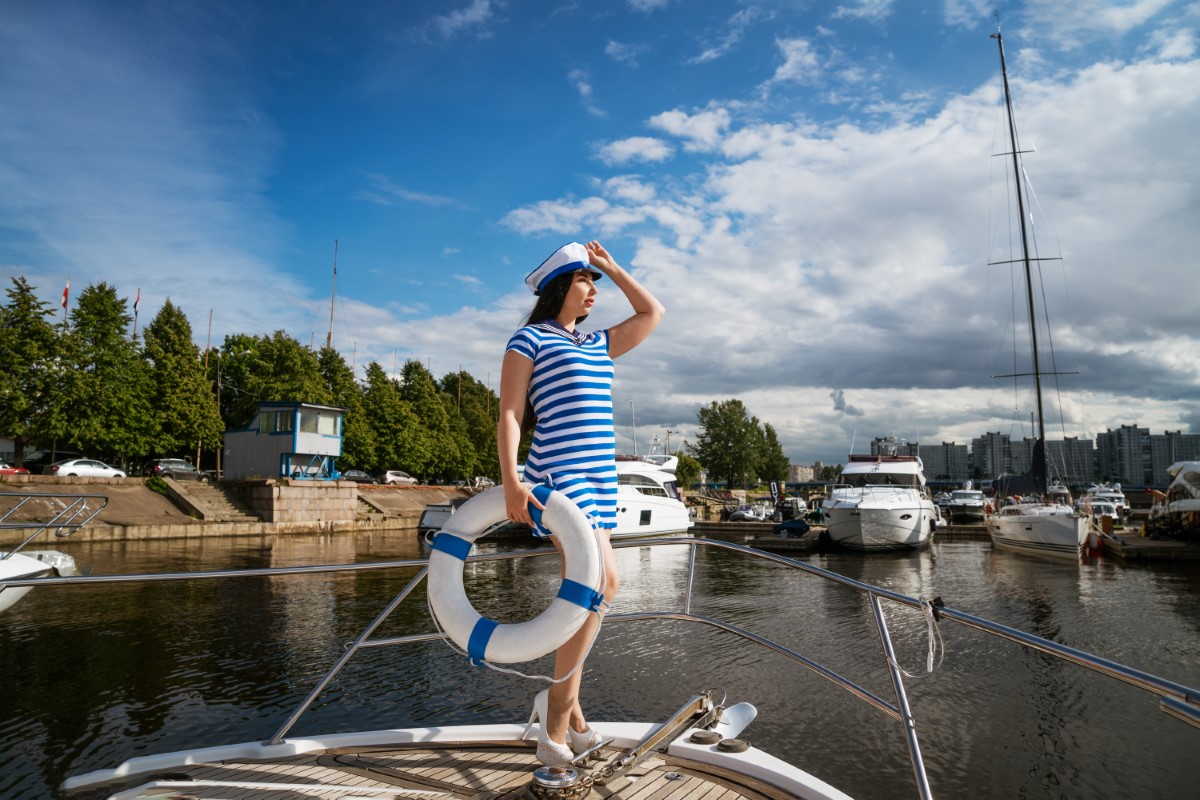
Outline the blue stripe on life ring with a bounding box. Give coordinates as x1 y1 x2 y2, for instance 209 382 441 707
467 616 499 665
528 483 553 528
432 532 472 561
557 577 604 612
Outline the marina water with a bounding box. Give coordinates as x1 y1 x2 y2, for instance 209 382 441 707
2 531 1198 799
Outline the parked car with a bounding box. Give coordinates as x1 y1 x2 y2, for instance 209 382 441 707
44 458 126 478
0 461 31 476
379 470 418 486
339 469 377 484
144 458 211 482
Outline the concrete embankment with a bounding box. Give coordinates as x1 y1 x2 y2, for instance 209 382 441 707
0 475 464 544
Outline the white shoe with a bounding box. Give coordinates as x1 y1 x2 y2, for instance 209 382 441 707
568 724 602 755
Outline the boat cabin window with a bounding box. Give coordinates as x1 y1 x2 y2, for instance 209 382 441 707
841 472 920 489
618 473 669 497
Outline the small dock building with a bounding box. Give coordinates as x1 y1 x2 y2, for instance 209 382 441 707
223 401 345 481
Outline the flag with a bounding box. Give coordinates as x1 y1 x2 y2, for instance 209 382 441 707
61 279 70 310
133 288 141 313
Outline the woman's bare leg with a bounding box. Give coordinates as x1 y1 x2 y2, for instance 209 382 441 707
544 532 619 743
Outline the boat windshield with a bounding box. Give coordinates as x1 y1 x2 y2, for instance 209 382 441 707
841 471 921 489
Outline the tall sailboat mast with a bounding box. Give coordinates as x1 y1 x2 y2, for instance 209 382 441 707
326 240 338 351
992 31 1046 443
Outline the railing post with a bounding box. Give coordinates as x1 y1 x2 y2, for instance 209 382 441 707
266 566 429 745
869 593 934 800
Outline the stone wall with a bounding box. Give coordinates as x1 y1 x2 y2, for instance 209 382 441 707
240 479 358 523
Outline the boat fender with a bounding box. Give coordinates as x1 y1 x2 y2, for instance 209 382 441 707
428 484 603 665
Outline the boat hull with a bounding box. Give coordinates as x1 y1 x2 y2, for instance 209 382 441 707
825 501 937 550
987 511 1088 559
0 552 54 613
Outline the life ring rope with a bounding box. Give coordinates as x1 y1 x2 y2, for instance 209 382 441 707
426 483 608 682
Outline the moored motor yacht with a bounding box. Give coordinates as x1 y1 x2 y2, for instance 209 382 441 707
824 454 940 550
947 487 988 522
612 454 694 537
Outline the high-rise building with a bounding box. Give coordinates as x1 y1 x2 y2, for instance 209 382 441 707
919 442 970 481
1096 425 1151 485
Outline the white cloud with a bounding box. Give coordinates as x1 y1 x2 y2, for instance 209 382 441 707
605 40 649 66
831 0 896 23
648 107 731 151
768 38 821 85
568 68 606 118
496 55 1200 463
596 136 675 165
359 174 465 208
430 0 496 40
687 7 766 64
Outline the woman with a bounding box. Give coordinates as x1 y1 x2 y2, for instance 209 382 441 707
497 240 664 765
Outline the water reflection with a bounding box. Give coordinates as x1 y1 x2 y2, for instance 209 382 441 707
1 533 1198 800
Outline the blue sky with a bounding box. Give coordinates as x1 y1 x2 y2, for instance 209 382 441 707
3 0 1199 466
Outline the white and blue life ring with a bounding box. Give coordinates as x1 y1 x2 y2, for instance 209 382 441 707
428 484 604 665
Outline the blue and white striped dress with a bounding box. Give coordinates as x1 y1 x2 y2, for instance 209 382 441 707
506 322 617 538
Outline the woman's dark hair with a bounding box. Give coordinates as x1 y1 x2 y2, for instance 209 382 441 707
523 271 590 327
520 270 590 435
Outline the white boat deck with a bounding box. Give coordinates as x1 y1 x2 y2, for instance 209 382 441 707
68 740 795 799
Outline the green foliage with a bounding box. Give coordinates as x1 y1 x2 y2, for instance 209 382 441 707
318 345 376 470
363 361 418 473
60 283 156 461
0 277 62 464
759 423 790 486
690 400 793 488
691 399 761 488
143 299 222 453
673 451 702 489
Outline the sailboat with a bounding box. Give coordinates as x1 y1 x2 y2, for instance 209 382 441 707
983 31 1090 560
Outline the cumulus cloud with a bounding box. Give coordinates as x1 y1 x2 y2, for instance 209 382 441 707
596 136 675 165
648 107 731 151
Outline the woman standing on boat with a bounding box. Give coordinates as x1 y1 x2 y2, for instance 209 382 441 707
498 240 664 765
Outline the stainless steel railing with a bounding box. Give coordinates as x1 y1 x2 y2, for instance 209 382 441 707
5 536 1198 799
0 491 109 557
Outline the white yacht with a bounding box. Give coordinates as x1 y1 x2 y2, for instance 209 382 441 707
946 487 988 522
1084 482 1129 517
1147 461 1200 541
611 454 694 538
824 454 939 550
421 458 694 539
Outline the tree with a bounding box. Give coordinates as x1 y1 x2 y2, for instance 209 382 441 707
440 370 500 479
218 331 329 429
399 360 472 480
673 451 701 490
759 423 790 487
142 299 222 455
60 282 155 462
362 361 418 472
691 399 760 488
318 346 376 470
0 278 62 464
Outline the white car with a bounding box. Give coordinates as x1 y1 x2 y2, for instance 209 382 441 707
380 470 418 486
45 458 127 478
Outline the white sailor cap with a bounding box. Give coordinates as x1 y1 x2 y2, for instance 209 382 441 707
525 242 602 295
